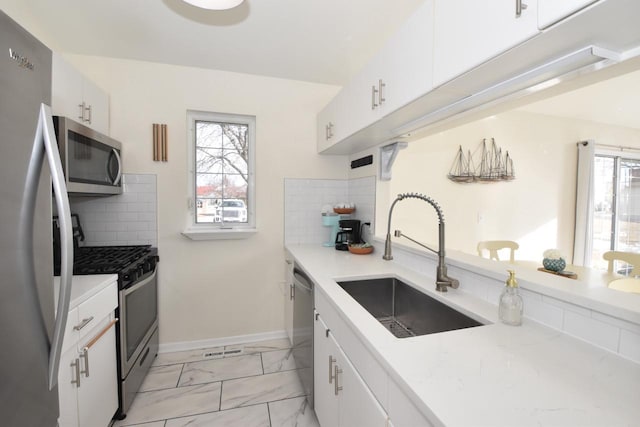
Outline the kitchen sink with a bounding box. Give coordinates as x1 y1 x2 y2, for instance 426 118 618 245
337 277 484 338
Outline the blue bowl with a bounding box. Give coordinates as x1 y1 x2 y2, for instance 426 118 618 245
543 258 566 272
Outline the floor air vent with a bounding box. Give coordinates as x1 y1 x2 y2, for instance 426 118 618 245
202 347 244 359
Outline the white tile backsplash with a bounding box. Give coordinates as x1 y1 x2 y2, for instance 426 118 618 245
563 310 621 352
284 176 376 245
70 174 157 247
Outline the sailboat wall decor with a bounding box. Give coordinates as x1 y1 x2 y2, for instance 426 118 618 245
447 138 515 183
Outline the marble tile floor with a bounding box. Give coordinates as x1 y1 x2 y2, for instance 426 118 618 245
112 338 319 427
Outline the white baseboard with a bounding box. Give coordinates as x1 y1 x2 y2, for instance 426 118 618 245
158 329 289 354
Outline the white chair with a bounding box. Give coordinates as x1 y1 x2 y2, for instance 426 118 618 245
477 240 519 263
602 251 640 277
608 278 640 294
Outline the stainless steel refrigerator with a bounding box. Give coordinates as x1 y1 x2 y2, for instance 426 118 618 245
1 10 74 427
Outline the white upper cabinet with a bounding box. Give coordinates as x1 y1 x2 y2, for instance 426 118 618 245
52 53 110 135
317 0 434 153
433 0 540 87
373 0 435 115
538 0 599 29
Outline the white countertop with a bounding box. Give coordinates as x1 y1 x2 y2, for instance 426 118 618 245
54 274 118 311
287 244 640 426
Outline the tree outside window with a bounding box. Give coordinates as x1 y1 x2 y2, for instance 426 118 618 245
189 111 255 228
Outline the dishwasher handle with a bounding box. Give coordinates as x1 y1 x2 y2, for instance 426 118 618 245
293 267 313 293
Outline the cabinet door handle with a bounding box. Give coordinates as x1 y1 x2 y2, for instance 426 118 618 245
378 79 386 105
73 316 94 331
70 359 81 388
79 348 90 378
289 283 295 300
516 0 528 17
325 124 330 140
78 102 85 121
371 85 379 110
85 104 92 124
329 355 336 384
334 365 343 395
328 122 333 138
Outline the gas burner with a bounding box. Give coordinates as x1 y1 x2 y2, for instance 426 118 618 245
73 245 152 274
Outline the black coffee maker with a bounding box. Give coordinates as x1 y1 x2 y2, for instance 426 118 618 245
335 219 361 251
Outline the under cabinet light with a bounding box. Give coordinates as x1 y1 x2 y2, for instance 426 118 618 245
393 46 621 137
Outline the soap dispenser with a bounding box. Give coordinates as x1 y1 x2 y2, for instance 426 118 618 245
499 270 523 326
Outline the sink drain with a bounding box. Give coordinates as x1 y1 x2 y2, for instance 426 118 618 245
377 316 415 338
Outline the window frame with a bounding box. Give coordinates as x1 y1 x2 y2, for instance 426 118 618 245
184 110 256 239
590 147 640 267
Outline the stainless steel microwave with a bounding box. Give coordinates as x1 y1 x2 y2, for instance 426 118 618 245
53 116 122 195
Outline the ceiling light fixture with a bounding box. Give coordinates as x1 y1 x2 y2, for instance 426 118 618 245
182 0 244 10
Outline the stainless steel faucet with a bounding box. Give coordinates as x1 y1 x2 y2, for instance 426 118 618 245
383 193 460 292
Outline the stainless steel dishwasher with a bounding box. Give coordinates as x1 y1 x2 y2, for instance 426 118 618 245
292 264 314 408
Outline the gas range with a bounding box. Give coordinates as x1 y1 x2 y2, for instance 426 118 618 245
53 214 158 289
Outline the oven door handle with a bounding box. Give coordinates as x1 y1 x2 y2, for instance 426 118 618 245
123 266 158 296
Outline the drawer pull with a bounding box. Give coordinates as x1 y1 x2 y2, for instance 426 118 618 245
80 348 90 378
70 359 80 388
73 316 94 331
334 365 343 395
329 355 336 384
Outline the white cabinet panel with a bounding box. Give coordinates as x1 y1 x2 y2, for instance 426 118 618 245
433 0 540 87
314 311 388 427
337 346 388 427
81 79 110 135
57 281 118 427
52 53 84 124
52 53 110 135
387 379 435 427
58 347 80 427
374 0 435 114
314 314 339 427
284 256 294 345
77 324 118 427
317 1 434 153
538 0 599 29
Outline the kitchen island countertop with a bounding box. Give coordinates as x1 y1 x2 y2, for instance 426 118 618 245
287 244 640 426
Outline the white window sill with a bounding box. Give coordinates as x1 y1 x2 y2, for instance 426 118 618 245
181 227 257 241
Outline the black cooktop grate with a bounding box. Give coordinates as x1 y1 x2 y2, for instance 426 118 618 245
71 245 152 275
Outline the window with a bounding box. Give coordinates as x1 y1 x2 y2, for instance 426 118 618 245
591 152 640 270
185 110 255 238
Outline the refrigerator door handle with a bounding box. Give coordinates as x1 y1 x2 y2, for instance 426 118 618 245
37 104 74 390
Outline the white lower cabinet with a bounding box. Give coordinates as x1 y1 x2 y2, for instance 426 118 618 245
58 282 118 427
314 311 389 427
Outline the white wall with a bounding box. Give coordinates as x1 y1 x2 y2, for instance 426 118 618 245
64 54 346 345
384 110 640 262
